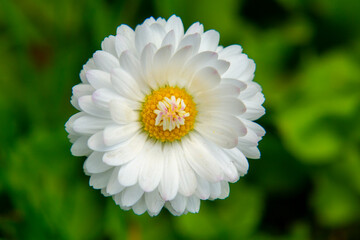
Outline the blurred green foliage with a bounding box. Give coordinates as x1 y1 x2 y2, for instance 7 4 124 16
0 0 359 239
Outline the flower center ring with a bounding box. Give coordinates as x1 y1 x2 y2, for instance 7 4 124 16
141 86 197 142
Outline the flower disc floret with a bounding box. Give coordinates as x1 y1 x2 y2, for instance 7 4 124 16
141 86 197 142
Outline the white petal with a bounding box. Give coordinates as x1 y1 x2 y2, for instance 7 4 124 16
145 191 165 215
113 193 122 205
167 46 194 86
182 135 223 182
196 176 211 200
186 195 200 213
197 97 246 116
108 99 139 124
140 43 157 90
238 59 256 81
196 84 241 103
121 184 144 207
211 59 230 75
80 69 88 84
199 139 240 182
240 82 262 99
247 90 265 104
73 115 111 134
101 188 111 197
241 118 265 137
101 35 117 56
154 45 173 68
209 182 221 199
103 133 147 166
144 17 156 25
92 88 141 110
72 84 95 98
71 136 91 156
224 148 249 175
78 96 110 118
159 144 179 201
119 51 143 86
115 34 133 57
115 35 128 57
88 131 121 152
86 70 112 89
214 149 239 182
219 181 230 199
66 112 85 135
93 50 120 72
103 123 141 147
164 202 182 216
174 142 197 196
223 54 250 79
184 51 218 73
185 22 204 35
140 43 156 72
67 133 79 144
218 44 243 59
178 33 201 54
89 170 112 189
92 88 121 109
243 93 265 110
135 24 153 54
238 146 261 159
169 45 193 68
106 166 125 195
161 30 176 48
149 23 166 47
84 151 111 173
196 122 238 149
170 194 187 213
116 24 135 40
83 58 97 71
118 156 143 187
189 67 221 93
139 143 164 192
197 112 247 137
238 129 261 147
222 78 247 91
156 17 166 25
241 104 265 121
111 67 144 101
152 45 173 86
165 15 184 44
132 197 147 215
199 30 220 52
70 96 81 111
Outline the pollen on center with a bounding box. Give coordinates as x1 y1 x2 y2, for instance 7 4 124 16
141 86 197 142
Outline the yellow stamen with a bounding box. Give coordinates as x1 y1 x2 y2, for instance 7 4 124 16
141 86 197 142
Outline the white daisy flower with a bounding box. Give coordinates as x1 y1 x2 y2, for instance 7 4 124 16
65 15 265 216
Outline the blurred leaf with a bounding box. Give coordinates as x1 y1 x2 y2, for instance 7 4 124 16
248 132 309 193
276 51 360 163
155 0 241 40
129 211 175 240
312 0 360 35
175 183 264 239
5 128 104 239
281 16 313 45
312 174 360 227
102 201 127 240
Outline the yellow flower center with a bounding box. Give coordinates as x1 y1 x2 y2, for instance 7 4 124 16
141 86 197 142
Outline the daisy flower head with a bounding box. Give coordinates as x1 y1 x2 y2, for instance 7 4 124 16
65 15 265 216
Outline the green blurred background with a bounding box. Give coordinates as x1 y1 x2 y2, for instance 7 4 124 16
1 0 360 239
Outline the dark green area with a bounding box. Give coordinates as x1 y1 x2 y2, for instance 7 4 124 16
0 0 359 239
